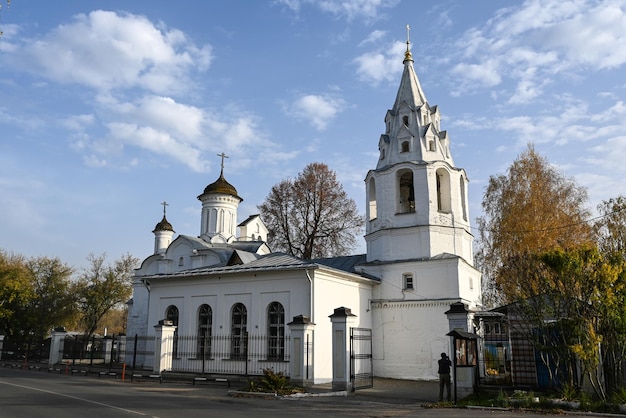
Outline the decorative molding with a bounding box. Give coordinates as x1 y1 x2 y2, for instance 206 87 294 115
371 300 453 310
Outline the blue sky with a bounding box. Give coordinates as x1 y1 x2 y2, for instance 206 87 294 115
1 0 625 269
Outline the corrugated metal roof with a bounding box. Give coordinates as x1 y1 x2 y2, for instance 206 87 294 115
144 252 381 283
146 252 315 279
312 254 367 274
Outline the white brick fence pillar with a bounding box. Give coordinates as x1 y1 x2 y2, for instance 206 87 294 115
329 307 356 392
48 327 67 366
153 320 177 373
287 314 315 386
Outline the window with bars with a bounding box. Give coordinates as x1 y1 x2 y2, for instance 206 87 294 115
267 302 285 360
197 304 212 359
165 305 179 358
230 303 247 360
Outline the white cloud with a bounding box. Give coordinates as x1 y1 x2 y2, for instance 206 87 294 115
106 122 209 172
450 61 501 90
587 136 626 173
115 96 204 140
358 30 387 46
354 40 405 85
291 94 346 130
276 0 400 21
7 10 212 95
449 0 626 103
83 154 108 168
62 114 95 131
1 10 284 174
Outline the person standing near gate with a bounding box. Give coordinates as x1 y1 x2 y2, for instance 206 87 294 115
438 352 452 402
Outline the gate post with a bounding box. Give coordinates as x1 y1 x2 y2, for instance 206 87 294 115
153 320 177 373
103 335 113 365
329 307 356 392
0 334 4 360
288 315 315 386
48 327 67 366
117 334 126 364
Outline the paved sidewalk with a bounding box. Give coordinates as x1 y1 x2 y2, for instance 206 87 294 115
307 377 442 404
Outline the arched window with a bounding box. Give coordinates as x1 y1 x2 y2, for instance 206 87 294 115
398 170 415 214
368 178 377 221
209 208 218 234
178 256 184 266
401 141 409 152
230 303 247 360
436 168 451 213
197 304 212 359
165 305 179 358
267 302 285 360
403 115 409 126
460 175 468 221
218 208 225 234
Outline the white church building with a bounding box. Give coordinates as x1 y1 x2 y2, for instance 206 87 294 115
126 40 482 385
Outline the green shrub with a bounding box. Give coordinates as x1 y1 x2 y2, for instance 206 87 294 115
245 368 304 395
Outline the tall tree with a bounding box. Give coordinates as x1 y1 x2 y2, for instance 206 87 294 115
258 162 364 259
0 253 76 358
594 196 626 391
0 250 31 338
476 144 593 306
24 257 77 341
595 196 626 256
74 253 138 336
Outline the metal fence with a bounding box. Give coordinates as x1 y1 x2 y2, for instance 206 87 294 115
0 337 50 362
59 334 127 366
168 333 291 376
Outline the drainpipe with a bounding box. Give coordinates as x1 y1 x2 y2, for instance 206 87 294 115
305 269 314 323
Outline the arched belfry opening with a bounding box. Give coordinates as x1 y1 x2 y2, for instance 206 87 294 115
368 178 377 220
436 168 451 213
398 170 415 214
460 175 468 221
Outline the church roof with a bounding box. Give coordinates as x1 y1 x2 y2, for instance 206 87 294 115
311 254 367 274
141 251 379 283
152 215 174 232
238 214 261 227
392 40 428 111
197 172 242 201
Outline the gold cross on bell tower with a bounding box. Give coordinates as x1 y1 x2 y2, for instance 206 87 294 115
404 24 413 61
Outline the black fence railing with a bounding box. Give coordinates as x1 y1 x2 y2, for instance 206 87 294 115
167 333 291 376
0 337 50 362
28 332 291 377
59 334 127 367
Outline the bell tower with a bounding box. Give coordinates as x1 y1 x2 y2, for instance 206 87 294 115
364 27 473 265
361 27 481 381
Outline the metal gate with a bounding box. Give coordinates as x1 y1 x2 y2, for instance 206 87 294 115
350 327 373 390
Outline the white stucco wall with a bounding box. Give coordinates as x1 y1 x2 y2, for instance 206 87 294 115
145 271 311 337
310 270 375 383
363 256 481 380
133 266 375 384
371 300 453 380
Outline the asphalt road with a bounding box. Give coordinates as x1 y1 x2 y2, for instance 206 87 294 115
0 367 602 417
